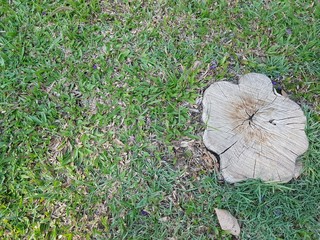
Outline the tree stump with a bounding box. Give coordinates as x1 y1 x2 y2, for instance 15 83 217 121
202 73 309 183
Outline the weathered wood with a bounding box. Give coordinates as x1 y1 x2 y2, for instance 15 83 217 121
202 73 309 183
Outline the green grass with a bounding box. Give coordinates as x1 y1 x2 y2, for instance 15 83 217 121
0 0 319 239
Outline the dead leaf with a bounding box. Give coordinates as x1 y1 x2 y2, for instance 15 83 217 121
215 208 240 236
180 140 194 148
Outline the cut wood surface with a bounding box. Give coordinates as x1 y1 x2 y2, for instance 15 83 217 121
202 73 309 183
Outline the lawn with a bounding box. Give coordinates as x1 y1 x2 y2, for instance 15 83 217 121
0 0 319 239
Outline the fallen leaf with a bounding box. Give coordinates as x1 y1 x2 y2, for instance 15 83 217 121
215 208 240 236
180 141 190 148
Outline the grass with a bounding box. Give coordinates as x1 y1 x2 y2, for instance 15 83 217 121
0 0 319 239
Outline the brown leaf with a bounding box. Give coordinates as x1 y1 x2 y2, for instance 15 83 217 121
215 208 240 236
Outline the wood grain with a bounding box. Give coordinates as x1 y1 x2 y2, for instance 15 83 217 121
202 73 309 183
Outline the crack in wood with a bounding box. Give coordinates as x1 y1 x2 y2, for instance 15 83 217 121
269 119 276 125
202 73 309 183
220 141 237 155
